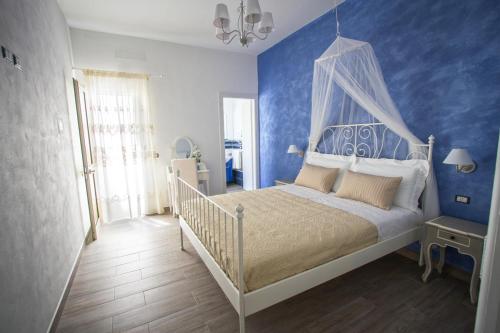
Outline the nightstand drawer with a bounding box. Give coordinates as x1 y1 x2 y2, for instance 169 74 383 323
437 229 470 247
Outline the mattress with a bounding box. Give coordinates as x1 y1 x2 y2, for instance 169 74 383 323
183 188 378 292
277 184 424 241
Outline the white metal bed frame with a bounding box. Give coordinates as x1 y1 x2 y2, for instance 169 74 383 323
176 122 435 333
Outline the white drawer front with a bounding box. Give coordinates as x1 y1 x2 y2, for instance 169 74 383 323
437 229 470 247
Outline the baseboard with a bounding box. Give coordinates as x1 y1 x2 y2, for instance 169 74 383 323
47 239 85 333
396 248 471 283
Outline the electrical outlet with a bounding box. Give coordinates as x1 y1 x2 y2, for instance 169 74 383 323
2 45 22 71
12 54 22 70
455 195 470 204
1 45 13 63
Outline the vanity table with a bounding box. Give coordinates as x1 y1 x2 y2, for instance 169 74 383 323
167 137 210 212
167 165 210 206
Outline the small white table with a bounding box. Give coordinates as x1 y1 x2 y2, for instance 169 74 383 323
421 216 487 304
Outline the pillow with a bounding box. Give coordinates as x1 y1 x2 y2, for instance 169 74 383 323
350 157 429 213
336 170 403 210
294 164 339 193
305 152 355 192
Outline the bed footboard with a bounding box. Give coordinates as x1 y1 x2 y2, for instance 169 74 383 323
176 174 246 333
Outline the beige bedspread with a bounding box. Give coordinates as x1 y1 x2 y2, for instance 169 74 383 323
182 188 378 292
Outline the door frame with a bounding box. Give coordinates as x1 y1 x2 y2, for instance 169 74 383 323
73 78 100 241
218 92 260 193
475 133 500 333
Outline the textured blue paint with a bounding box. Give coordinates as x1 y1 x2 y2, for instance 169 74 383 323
258 0 500 270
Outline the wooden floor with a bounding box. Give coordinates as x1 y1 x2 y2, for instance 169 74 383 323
226 184 244 193
57 215 476 333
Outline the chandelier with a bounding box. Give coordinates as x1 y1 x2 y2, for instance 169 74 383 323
213 0 275 47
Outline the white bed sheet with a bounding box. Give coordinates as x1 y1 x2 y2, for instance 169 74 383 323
276 184 424 241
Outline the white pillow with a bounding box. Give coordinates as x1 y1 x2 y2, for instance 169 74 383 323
305 152 355 192
350 157 429 213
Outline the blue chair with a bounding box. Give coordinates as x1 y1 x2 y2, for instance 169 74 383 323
226 158 234 183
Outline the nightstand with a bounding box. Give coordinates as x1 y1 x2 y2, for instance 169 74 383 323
274 179 294 186
421 216 487 304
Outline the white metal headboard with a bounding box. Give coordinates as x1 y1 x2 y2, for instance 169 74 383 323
316 122 434 162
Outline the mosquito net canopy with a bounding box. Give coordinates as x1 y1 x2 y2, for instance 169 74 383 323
309 36 440 218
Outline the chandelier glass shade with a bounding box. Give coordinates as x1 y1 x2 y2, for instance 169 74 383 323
213 0 274 47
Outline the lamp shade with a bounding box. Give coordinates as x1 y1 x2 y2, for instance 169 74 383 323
287 145 299 154
215 28 230 41
443 148 474 165
258 12 274 34
213 3 230 28
245 0 262 24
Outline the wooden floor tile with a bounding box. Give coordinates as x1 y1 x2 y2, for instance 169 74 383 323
112 293 196 332
63 288 115 316
78 253 139 275
56 317 112 333
57 293 145 332
114 267 187 299
121 324 149 333
70 270 141 297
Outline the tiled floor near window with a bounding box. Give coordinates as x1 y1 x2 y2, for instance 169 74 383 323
56 215 476 333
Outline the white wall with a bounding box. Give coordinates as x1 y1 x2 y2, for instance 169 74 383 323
0 1 87 331
70 28 258 198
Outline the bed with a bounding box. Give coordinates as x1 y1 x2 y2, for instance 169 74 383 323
175 122 435 332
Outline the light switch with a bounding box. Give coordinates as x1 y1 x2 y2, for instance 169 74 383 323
57 119 64 134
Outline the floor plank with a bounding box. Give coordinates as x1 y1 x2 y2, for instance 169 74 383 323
56 215 477 333
112 293 196 332
63 289 115 316
114 267 187 299
70 270 141 297
57 293 145 332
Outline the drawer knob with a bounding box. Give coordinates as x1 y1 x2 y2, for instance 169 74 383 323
450 235 456 240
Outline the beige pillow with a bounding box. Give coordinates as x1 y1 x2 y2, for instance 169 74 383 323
336 170 402 210
294 164 339 193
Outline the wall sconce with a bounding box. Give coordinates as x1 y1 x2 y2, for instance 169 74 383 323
287 144 304 158
443 148 476 173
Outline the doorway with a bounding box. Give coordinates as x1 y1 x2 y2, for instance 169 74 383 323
74 70 163 225
220 95 259 192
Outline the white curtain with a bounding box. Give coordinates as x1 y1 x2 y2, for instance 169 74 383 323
84 70 163 222
309 37 440 219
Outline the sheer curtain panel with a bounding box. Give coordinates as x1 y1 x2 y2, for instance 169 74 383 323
84 70 162 222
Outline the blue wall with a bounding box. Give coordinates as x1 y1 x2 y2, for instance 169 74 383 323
258 0 500 270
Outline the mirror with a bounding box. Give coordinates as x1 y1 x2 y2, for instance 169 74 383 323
173 136 194 158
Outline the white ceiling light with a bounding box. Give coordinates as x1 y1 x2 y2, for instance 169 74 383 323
213 3 230 28
213 0 274 47
245 0 262 24
258 12 274 34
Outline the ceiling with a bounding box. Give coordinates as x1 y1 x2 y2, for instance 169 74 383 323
57 0 342 55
